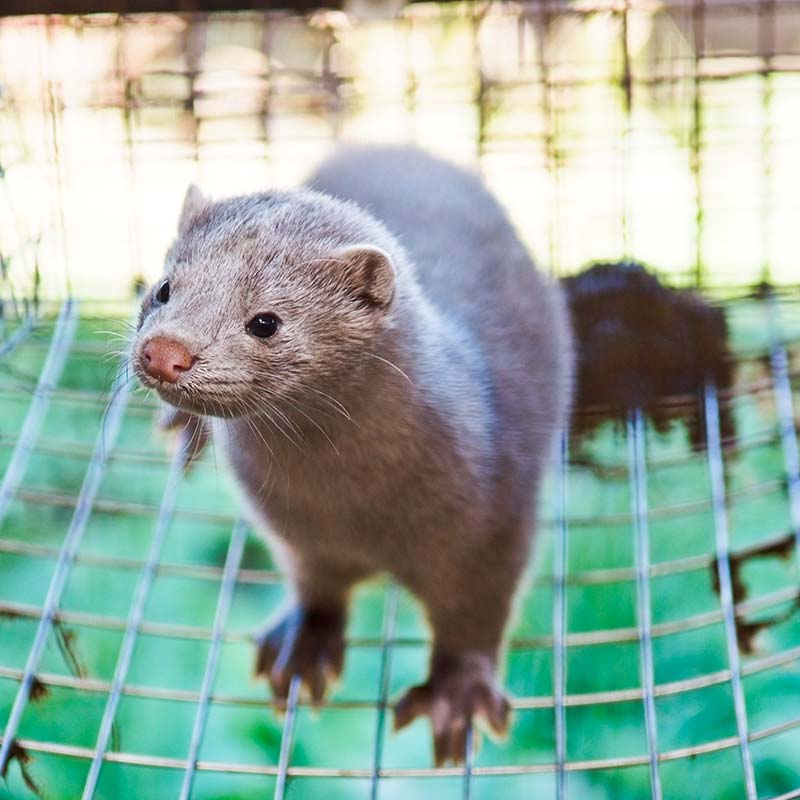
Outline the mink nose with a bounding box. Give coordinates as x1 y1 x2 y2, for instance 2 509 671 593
142 337 194 383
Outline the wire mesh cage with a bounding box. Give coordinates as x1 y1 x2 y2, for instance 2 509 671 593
1 1 800 798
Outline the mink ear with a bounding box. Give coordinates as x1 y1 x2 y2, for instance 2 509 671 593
335 245 395 309
178 184 209 234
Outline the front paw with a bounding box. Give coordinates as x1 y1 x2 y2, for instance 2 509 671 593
254 605 345 705
393 652 510 766
157 406 209 469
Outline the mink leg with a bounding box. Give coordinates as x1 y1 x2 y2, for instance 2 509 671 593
393 563 520 765
255 556 366 705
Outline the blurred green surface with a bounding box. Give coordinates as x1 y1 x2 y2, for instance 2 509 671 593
0 299 799 799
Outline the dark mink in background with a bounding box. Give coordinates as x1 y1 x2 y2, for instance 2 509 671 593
562 261 736 449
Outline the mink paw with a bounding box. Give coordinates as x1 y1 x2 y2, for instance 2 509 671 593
393 653 511 765
254 605 345 706
157 406 210 469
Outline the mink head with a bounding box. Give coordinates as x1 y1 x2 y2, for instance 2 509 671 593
132 185 400 418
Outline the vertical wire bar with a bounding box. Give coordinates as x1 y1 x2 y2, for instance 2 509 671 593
704 383 757 800
462 721 474 800
273 674 301 800
0 313 34 361
81 441 187 799
179 519 249 800
627 410 662 799
765 297 800 564
0 299 76 524
0 359 132 775
369 584 399 800
552 432 569 799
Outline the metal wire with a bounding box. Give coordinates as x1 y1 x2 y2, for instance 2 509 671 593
462 722 474 800
3 640 799 714
0 313 797 796
273 675 301 800
0 337 132 775
703 382 758 800
627 410 662 800
552 433 568 800
2 710 800 778
179 518 249 800
81 439 187 799
767 297 800 563
0 300 76 524
2 578 798 651
369 585 398 800
0 314 35 361
5 458 797 531
0 517 796 590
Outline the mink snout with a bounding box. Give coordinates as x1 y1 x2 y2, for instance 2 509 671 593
142 336 195 384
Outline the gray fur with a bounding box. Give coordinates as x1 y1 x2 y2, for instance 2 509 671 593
133 145 572 763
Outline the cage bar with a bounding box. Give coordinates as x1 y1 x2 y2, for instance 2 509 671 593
0 300 76 524
0 345 132 775
2 639 799 715
462 722 474 800
766 297 800 561
627 410 662 800
0 710 799 779
0 314 34 361
81 442 187 799
179 518 249 800
3 575 798 650
551 433 568 799
703 382 758 800
273 674 301 800
369 585 399 800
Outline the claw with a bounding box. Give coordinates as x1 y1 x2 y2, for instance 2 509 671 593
394 684 430 730
254 605 345 707
393 653 511 765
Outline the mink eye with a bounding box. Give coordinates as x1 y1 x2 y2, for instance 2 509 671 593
246 312 281 339
155 280 170 304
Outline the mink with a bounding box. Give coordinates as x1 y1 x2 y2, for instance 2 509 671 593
132 146 572 765
562 261 735 450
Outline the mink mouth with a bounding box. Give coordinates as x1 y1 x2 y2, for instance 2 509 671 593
134 368 243 419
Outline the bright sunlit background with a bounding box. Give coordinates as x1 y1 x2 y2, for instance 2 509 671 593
1 1 799 303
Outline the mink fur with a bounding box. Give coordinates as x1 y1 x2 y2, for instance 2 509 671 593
132 146 573 765
562 261 735 449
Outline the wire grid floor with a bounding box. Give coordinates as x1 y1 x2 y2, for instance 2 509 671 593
0 293 798 799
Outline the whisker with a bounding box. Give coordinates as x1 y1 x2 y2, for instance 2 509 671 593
366 352 414 385
279 396 340 458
